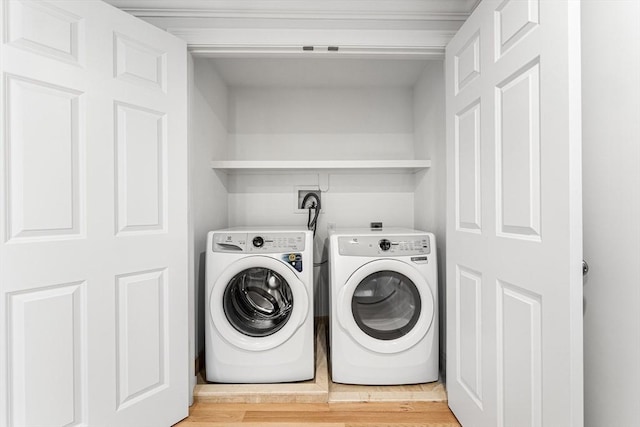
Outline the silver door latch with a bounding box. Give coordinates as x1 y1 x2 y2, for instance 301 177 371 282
582 260 589 276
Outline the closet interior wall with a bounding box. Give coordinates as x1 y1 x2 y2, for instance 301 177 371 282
190 58 229 355
189 56 446 370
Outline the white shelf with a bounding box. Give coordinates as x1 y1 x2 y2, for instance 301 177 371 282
210 159 431 173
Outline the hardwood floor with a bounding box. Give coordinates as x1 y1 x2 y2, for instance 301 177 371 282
183 323 461 425
174 401 461 426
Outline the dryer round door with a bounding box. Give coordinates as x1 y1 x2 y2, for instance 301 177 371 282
337 259 434 354
210 255 310 351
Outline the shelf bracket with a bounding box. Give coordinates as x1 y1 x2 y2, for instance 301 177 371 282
318 173 330 192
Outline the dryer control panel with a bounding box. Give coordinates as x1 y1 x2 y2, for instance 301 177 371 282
213 232 306 253
338 235 431 256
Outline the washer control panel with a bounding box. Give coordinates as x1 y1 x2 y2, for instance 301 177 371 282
338 235 430 256
213 232 306 253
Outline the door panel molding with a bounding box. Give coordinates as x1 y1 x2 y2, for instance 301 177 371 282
4 74 85 242
496 279 542 427
7 281 87 427
4 0 85 66
455 265 483 409
115 268 169 410
495 59 541 241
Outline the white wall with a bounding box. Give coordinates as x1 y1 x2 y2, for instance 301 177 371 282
191 59 229 355
413 61 446 374
227 86 415 160
582 1 640 425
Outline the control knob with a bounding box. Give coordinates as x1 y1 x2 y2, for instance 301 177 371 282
379 239 391 251
252 236 264 248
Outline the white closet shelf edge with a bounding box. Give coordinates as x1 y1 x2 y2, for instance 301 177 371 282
210 160 431 173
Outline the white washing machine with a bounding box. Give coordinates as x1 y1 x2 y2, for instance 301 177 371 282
329 228 438 385
206 227 314 383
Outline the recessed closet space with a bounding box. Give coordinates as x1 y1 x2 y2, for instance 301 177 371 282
189 54 447 395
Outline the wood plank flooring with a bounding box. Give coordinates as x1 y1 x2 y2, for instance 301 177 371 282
184 321 461 425
195 323 447 404
174 401 461 426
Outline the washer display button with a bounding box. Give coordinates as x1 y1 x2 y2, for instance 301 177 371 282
283 253 303 272
379 239 391 251
252 236 264 248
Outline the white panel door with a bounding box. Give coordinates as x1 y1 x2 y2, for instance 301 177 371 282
446 1 583 426
0 1 189 426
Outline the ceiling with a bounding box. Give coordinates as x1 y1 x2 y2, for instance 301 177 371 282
208 57 435 88
103 1 478 21
105 0 474 84
103 0 478 37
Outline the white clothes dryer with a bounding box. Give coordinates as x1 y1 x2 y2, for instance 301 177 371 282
206 228 314 383
329 228 438 385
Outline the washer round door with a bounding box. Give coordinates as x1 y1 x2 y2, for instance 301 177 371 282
210 256 310 351
337 259 434 354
